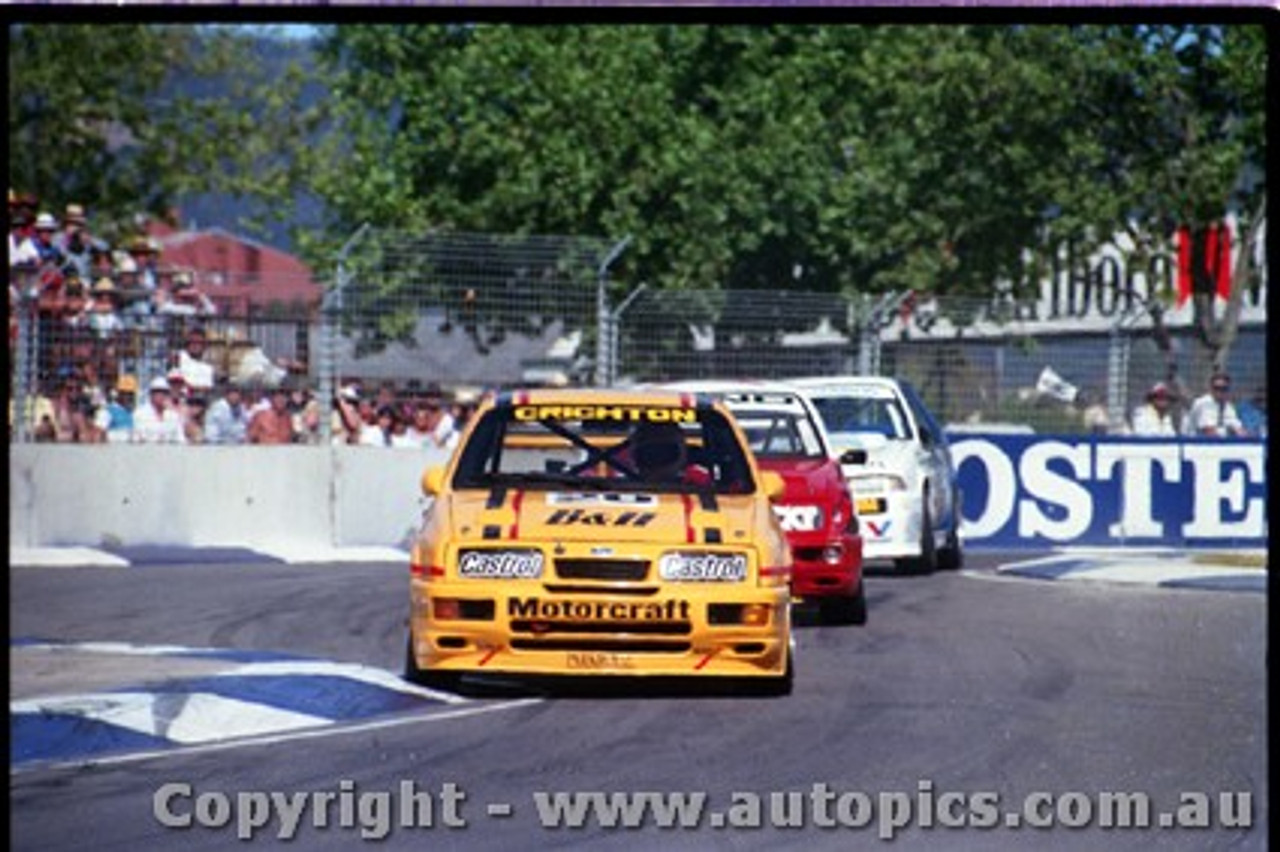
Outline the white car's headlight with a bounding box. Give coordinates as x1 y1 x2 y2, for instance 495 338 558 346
659 552 747 582
457 549 544 579
851 474 909 493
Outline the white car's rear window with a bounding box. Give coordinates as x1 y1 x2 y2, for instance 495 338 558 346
809 394 912 440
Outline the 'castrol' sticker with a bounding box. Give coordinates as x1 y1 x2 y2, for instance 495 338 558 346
458 550 544 579
658 552 747 582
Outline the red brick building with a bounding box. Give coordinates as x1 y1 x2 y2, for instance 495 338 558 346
146 221 323 317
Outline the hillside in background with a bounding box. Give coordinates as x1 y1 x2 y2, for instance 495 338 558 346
169 30 326 253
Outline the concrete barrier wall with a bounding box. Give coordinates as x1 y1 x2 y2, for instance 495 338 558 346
11 436 1266 552
332 445 452 546
9 445 452 551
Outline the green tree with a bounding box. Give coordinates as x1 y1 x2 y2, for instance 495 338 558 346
1025 25 1266 383
301 25 1259 281
8 23 311 243
13 23 1262 381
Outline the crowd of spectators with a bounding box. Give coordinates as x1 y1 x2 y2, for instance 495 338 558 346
1123 372 1265 438
18 348 479 449
10 192 219 436
14 191 1264 446
9 190 480 448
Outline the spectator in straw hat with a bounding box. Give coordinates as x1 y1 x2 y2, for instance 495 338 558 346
104 374 137 443
61 202 87 231
56 204 94 281
126 235 161 292
1129 382 1179 437
87 276 124 339
115 251 154 329
157 269 217 318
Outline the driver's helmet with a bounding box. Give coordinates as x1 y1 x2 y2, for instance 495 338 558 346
631 420 688 481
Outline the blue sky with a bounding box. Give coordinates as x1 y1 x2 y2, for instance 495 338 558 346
278 25 320 40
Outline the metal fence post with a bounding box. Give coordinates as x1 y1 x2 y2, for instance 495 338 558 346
595 270 608 388
323 224 370 443
1106 320 1130 431
595 235 631 387
1108 291 1157 433
11 279 38 443
858 291 907 376
609 283 648 387
319 289 337 446
856 294 874 376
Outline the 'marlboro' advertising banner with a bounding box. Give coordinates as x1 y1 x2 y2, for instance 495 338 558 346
948 435 1267 549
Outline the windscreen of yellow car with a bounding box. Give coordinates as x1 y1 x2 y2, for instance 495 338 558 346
450 403 757 494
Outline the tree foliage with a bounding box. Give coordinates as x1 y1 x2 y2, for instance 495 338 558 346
10 23 1264 373
297 26 1263 311
7 24 312 243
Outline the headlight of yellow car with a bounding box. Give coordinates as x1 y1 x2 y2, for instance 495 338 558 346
658 552 748 582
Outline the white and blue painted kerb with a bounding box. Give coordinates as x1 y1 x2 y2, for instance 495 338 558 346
10 639 463 768
994 550 1267 593
9 545 411 568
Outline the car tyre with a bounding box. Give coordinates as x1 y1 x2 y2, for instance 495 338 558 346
404 631 461 693
819 585 868 626
895 493 937 574
936 523 964 571
763 648 795 697
743 647 794 697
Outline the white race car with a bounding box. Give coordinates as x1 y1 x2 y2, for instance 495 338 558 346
789 376 963 572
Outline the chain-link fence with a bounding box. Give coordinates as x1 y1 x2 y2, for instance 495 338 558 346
8 260 320 443
314 228 628 440
615 288 1267 435
9 226 1267 443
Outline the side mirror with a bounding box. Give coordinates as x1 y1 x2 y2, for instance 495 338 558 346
839 448 867 465
760 471 786 500
421 465 446 497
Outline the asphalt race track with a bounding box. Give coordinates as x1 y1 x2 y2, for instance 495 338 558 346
10 553 1267 851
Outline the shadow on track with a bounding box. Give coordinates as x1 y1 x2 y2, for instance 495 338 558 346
446 673 792 701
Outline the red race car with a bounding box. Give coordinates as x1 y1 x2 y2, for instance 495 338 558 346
662 381 866 624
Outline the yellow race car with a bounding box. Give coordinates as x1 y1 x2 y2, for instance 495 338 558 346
406 388 794 694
